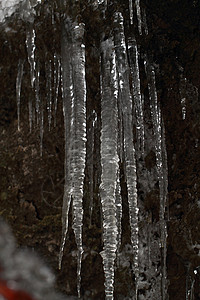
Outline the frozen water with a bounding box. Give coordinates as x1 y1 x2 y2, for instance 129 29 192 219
100 37 119 300
59 20 86 298
16 59 24 131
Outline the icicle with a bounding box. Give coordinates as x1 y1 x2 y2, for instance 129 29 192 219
129 0 133 24
26 25 36 131
100 37 119 300
26 26 36 88
59 21 86 299
16 59 24 131
114 12 139 298
144 57 168 300
135 0 142 35
115 169 122 252
87 110 97 224
40 101 44 157
46 59 52 130
128 38 144 156
54 54 61 127
35 60 40 125
142 7 148 35
179 77 187 120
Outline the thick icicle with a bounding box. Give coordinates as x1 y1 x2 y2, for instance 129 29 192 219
100 37 119 300
135 0 142 35
26 25 36 131
16 59 24 131
46 60 53 130
114 12 139 298
144 57 168 299
60 20 86 299
128 38 144 155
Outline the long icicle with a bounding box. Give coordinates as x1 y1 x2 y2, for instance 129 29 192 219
35 60 40 125
135 0 142 35
46 59 53 130
144 56 168 300
128 37 144 156
26 25 36 132
16 59 24 131
114 12 139 298
54 54 61 127
100 37 119 300
59 20 86 299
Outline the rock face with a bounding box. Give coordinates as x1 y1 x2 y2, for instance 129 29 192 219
0 0 200 299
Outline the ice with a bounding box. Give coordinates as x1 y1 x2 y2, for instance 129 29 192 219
100 37 119 300
0 0 42 23
26 25 36 131
129 0 133 24
114 12 139 298
59 20 86 298
45 59 53 130
135 0 142 35
35 60 40 125
128 38 144 156
54 54 61 127
144 56 168 299
16 59 24 131
180 77 187 120
87 110 97 224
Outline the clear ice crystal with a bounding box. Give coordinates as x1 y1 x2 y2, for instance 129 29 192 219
26 25 36 131
100 37 119 300
59 20 86 299
16 59 24 131
128 38 144 156
114 12 139 298
45 59 53 130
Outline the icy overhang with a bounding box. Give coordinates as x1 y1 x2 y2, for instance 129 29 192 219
0 0 41 24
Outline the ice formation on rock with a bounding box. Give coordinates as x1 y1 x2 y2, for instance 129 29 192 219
16 59 24 131
100 37 119 300
114 12 139 298
8 1 172 298
144 56 168 300
59 20 86 298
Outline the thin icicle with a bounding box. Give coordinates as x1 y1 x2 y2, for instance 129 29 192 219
35 60 40 125
135 0 142 35
26 25 36 131
144 57 168 300
114 12 139 298
40 100 44 157
179 77 187 120
54 54 61 127
128 38 144 156
46 59 53 130
129 0 133 24
115 169 122 252
87 110 97 224
100 37 119 300
142 7 148 35
16 59 24 131
60 20 86 299
26 26 36 88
